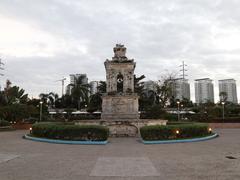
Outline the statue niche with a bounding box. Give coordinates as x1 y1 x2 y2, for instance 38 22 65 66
117 73 123 93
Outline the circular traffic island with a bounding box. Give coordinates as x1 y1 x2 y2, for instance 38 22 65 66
24 122 109 145
140 123 218 144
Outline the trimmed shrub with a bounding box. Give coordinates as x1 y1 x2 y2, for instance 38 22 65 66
31 122 109 141
0 119 10 127
140 123 211 141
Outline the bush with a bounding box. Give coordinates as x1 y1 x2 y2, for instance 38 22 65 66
31 122 109 141
140 123 211 141
0 119 10 127
141 105 166 119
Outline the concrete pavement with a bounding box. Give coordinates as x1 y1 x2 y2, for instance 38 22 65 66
0 129 239 180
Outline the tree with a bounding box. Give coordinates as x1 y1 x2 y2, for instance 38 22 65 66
219 91 228 103
4 86 28 105
71 76 90 110
97 81 106 94
87 93 102 112
156 73 176 108
39 93 49 104
134 75 145 95
48 92 59 108
0 91 7 106
0 104 38 122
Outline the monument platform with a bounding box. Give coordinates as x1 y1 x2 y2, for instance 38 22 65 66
75 119 168 137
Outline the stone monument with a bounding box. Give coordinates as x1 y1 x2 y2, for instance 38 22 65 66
101 44 139 120
76 44 167 137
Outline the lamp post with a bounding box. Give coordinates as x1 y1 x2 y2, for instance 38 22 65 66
181 104 184 120
222 101 225 122
39 101 43 122
177 101 180 121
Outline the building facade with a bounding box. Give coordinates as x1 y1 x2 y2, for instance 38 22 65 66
195 78 214 104
219 79 238 104
170 78 190 101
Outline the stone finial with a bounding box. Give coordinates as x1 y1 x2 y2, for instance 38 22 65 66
113 44 126 58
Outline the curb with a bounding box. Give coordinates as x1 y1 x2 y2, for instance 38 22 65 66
23 134 108 145
142 133 218 144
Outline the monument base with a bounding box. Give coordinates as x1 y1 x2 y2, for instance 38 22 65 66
101 94 139 120
75 119 168 137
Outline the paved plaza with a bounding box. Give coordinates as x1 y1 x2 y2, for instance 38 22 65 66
0 129 240 180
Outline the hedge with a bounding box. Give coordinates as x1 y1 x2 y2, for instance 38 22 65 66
0 120 10 127
31 122 109 141
140 123 211 141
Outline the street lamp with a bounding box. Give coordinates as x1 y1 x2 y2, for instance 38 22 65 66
221 101 225 122
39 101 43 122
181 104 184 120
177 101 180 121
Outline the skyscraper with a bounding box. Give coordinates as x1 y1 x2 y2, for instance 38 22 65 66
195 78 214 104
219 79 238 104
171 78 190 101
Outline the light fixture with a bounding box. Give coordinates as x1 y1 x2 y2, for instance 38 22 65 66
29 127 32 134
208 128 212 133
176 130 180 134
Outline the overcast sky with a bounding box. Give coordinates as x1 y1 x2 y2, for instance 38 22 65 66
1 0 240 102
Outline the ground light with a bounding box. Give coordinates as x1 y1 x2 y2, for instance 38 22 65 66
208 128 212 133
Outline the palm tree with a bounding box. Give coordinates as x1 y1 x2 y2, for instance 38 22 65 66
5 86 28 104
48 92 59 108
71 76 90 110
39 93 49 104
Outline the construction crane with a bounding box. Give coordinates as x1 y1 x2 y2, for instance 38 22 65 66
56 77 66 97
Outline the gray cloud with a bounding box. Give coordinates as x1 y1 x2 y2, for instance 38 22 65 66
0 0 240 102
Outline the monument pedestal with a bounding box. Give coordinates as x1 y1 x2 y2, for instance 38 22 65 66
75 119 168 137
101 94 139 120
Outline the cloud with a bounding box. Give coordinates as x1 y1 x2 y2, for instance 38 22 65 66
0 0 240 102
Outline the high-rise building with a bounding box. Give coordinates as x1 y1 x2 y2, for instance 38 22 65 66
170 78 190 101
195 78 214 104
89 81 99 95
219 79 238 104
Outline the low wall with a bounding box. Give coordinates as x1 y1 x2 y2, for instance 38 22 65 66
209 123 240 129
75 119 168 137
12 123 32 130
